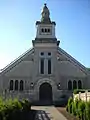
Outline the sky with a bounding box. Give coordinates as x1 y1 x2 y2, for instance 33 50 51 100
0 0 90 69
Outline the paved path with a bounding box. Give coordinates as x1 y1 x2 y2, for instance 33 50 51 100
32 106 67 120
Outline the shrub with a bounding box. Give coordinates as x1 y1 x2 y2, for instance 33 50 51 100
0 97 32 120
73 89 78 94
68 97 73 105
72 102 76 115
66 96 90 120
72 98 81 117
66 105 68 112
20 99 31 112
86 101 90 120
67 97 73 113
12 98 22 111
78 101 85 119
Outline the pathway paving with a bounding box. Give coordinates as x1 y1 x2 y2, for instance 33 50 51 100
32 106 68 120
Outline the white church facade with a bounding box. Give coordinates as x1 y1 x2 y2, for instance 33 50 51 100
0 4 90 104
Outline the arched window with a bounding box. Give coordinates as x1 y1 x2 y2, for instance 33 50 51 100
15 80 18 91
41 28 44 32
73 80 77 90
48 59 51 74
78 80 82 89
48 29 50 32
68 80 72 90
45 28 47 32
40 59 44 74
10 80 13 90
20 80 24 91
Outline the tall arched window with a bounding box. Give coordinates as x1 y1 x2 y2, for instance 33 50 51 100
15 80 18 91
48 59 51 74
10 80 13 90
78 80 82 89
40 59 44 74
45 28 47 32
48 29 50 32
68 80 72 90
41 28 44 32
20 80 24 91
73 80 77 90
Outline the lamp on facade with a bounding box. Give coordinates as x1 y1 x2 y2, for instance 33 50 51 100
57 56 60 60
57 83 60 90
30 83 34 89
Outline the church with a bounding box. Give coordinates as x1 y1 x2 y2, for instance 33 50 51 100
0 4 90 104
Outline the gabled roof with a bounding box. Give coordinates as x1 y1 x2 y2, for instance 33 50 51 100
0 48 34 75
0 46 89 76
58 47 88 75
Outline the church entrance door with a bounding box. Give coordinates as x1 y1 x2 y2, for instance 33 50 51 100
39 83 52 104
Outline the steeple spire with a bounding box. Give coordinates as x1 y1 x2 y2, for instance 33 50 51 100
41 3 51 23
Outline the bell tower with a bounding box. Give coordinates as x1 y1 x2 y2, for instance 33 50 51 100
32 3 60 46
32 4 60 81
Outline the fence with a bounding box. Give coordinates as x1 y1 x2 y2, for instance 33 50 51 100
74 91 90 102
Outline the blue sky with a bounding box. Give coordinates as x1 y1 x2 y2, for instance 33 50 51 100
0 0 90 69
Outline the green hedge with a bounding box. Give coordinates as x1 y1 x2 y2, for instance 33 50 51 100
66 97 90 120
